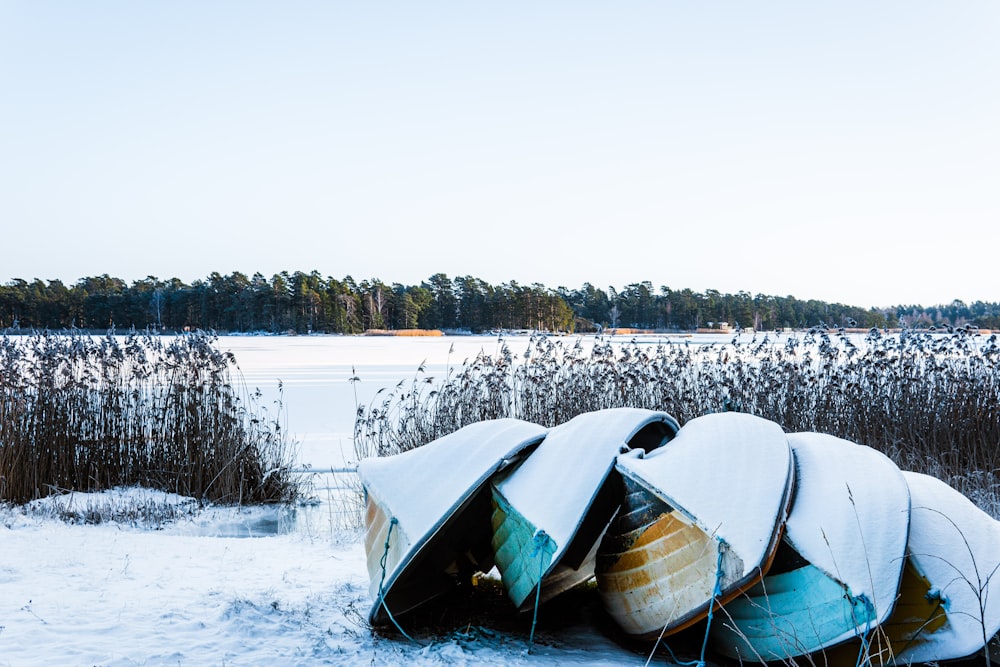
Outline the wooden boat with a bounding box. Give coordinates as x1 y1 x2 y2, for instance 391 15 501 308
870 471 1000 664
358 418 547 626
708 433 910 662
490 408 681 610
596 412 795 639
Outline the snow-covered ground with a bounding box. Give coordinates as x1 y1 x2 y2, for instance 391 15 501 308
0 489 661 666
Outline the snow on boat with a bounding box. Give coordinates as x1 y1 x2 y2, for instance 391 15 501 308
597 412 795 639
358 418 548 626
874 471 1000 664
490 408 680 610
708 433 910 662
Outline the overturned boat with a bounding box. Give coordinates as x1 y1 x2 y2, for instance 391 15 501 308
708 432 910 662
596 412 795 639
490 408 680 610
358 418 547 626
874 471 1000 664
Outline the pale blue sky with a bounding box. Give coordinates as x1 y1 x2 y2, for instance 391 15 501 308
2 2 998 308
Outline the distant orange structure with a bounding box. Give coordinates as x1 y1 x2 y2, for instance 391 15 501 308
363 329 444 336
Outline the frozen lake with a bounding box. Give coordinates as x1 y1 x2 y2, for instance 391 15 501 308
220 331 734 470
219 333 532 470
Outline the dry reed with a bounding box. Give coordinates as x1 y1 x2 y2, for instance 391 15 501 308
0 331 299 505
354 328 1000 516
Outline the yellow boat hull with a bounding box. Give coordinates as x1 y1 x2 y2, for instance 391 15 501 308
596 478 751 638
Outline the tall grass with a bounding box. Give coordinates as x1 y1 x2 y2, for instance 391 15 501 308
0 331 299 505
354 328 1000 516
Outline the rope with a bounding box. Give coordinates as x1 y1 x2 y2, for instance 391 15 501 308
376 517 422 645
528 530 551 653
696 540 728 667
647 538 727 667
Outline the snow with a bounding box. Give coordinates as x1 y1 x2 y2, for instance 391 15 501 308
357 418 547 582
617 412 793 578
783 433 910 629
0 489 662 666
898 471 1000 663
493 408 678 563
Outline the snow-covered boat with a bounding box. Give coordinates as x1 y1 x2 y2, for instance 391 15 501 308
596 412 795 639
490 408 680 610
873 471 1000 664
358 418 547 626
708 433 910 662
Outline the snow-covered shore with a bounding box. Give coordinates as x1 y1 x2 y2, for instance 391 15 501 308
0 491 658 666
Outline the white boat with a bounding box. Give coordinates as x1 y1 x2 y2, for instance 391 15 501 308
358 418 547 626
596 412 795 639
709 433 910 661
878 471 1000 664
490 408 681 610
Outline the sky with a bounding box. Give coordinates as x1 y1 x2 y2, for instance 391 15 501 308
2 2 998 309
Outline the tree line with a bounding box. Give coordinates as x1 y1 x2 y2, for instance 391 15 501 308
1 271 998 334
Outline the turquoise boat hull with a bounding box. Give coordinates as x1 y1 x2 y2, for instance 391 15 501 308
709 431 909 661
491 488 558 608
490 408 681 610
710 543 877 661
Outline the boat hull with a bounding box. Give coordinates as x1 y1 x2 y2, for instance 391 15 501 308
874 556 948 660
709 433 910 661
820 557 947 667
490 408 681 610
605 412 795 639
596 475 746 638
359 419 548 625
887 472 1000 664
710 554 877 661
490 488 559 608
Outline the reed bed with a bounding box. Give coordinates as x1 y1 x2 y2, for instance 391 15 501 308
0 331 299 505
354 328 1000 516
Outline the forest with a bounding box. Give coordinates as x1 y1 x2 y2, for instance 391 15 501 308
1 271 998 334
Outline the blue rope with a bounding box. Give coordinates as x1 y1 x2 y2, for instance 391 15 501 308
696 541 728 667
376 517 422 645
528 530 551 653
648 539 727 667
